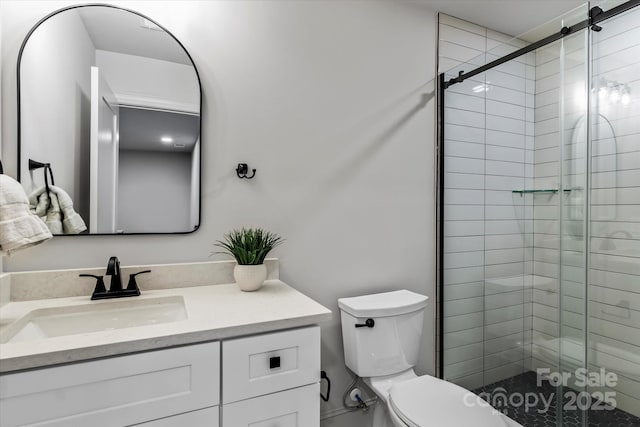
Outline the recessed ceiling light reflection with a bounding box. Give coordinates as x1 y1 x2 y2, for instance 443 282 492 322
472 83 490 93
161 136 173 144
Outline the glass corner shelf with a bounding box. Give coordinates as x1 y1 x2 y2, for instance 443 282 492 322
511 188 575 196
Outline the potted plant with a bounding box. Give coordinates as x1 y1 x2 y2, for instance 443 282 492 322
214 227 284 291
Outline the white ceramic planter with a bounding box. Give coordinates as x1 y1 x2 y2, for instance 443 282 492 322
233 264 267 292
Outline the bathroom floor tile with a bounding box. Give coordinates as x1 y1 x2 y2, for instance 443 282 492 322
472 371 640 427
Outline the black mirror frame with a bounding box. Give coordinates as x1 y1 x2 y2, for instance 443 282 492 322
16 3 203 236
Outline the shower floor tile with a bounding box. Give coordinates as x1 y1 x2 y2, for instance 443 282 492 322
472 371 640 427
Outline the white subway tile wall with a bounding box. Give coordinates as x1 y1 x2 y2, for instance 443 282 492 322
529 30 588 381
439 13 534 390
440 7 640 417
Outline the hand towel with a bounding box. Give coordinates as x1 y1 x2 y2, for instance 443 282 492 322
0 174 52 255
31 190 63 234
29 185 87 234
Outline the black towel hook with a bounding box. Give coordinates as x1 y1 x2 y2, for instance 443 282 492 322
236 163 256 179
29 158 55 197
28 159 48 170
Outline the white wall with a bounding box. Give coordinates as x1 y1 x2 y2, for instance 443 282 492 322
96 49 199 113
1 1 437 424
18 8 95 223
118 150 192 233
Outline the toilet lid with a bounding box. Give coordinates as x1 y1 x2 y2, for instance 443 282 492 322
389 376 510 427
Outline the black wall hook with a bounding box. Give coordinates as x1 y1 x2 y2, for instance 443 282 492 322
29 158 49 171
28 158 55 196
236 163 256 179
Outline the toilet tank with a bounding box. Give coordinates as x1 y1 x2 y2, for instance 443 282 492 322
338 290 428 377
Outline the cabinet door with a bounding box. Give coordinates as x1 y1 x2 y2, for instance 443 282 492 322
222 326 320 403
222 383 319 427
0 342 220 427
131 406 218 427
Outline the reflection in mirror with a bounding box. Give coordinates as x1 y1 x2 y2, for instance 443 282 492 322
19 5 201 235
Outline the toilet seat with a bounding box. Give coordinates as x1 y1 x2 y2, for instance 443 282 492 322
388 375 511 427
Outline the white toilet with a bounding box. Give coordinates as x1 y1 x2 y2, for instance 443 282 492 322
338 290 522 427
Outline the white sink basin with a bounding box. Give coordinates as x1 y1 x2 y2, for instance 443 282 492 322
1 296 187 344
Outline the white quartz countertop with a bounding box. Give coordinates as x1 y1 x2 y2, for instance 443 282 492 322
0 280 331 373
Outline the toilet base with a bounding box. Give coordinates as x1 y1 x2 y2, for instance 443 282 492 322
370 398 411 427
371 399 399 427
364 369 418 427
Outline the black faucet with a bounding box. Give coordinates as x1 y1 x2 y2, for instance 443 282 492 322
106 256 123 292
79 256 150 300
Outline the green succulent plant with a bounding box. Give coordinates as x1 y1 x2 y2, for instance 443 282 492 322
213 227 284 265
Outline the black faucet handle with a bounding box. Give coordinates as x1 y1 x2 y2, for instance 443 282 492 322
126 270 151 292
79 274 107 297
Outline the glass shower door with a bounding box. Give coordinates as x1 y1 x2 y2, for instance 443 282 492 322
556 23 589 427
587 3 640 425
440 3 640 425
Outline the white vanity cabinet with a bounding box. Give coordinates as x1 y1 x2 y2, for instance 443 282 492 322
0 326 321 427
133 407 219 426
0 342 220 427
221 326 321 427
222 383 319 427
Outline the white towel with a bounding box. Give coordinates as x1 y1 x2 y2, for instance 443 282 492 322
29 185 87 234
0 174 53 255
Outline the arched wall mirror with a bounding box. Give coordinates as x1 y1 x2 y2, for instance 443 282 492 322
18 4 201 235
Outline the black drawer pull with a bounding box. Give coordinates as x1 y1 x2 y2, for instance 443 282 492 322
269 356 281 369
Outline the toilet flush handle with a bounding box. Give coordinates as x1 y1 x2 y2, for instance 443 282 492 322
355 318 375 328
